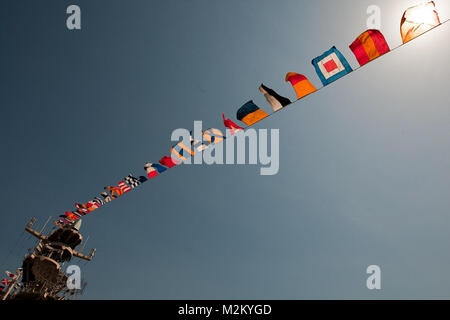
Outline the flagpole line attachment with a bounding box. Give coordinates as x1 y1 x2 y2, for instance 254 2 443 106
39 216 52 234
81 235 89 253
2 228 26 273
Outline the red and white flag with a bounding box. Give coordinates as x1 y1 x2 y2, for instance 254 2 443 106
5 271 15 278
1 278 12 286
118 181 131 193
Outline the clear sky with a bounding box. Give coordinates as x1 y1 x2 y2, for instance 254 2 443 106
0 0 449 299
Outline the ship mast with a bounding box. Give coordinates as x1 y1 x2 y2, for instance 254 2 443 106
2 217 95 300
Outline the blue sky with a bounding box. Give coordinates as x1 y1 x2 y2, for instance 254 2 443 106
0 0 449 299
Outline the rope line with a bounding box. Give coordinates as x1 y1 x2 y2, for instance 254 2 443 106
243 18 450 129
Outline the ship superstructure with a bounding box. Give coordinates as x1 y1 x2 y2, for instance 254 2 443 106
1 218 95 300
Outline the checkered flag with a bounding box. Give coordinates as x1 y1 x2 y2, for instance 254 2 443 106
125 174 140 189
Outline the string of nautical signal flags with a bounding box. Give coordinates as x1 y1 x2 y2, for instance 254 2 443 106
54 2 448 227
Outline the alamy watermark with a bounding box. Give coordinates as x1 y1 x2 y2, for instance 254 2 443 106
170 121 280 176
366 265 381 290
66 265 81 290
66 5 81 30
367 5 381 29
65 4 381 31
